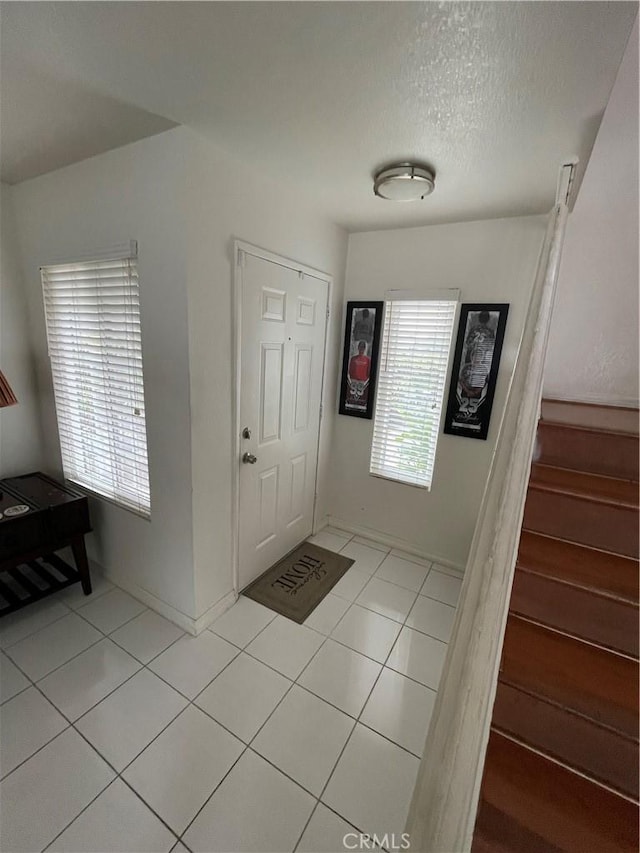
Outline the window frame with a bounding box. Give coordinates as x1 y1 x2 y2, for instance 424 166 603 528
40 241 152 519
369 289 459 490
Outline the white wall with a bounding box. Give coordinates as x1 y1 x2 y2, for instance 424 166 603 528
12 130 197 621
545 18 639 407
182 130 348 620
0 184 44 475
10 127 347 628
329 215 546 569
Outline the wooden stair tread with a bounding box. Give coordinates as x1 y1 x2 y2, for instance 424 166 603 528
530 463 639 508
516 531 638 602
511 567 638 657
501 614 638 739
476 730 639 852
540 399 639 436
476 405 639 852
493 680 639 799
538 419 639 439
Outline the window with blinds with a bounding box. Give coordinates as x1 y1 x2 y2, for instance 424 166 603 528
370 296 458 489
41 247 151 517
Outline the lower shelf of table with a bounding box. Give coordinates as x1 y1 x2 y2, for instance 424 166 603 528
0 554 84 617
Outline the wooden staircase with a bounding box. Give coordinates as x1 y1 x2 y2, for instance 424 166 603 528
473 401 639 852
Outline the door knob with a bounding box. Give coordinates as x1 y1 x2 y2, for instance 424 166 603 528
242 452 258 464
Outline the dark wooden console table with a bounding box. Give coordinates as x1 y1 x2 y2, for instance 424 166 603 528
0 472 92 617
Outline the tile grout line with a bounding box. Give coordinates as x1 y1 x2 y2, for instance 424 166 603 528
175 580 398 850
243 625 356 851
300 559 436 844
292 800 323 853
3 586 261 850
256 596 448 693
3 606 167 734
226 636 432 759
32 619 254 852
3 574 450 747
0 607 73 652
14 676 183 852
313 539 462 605
0 578 116 652
42 773 181 853
1 590 146 778
0 655 32 706
418 590 459 608
0 622 191 781
1 557 458 851
175 613 332 843
2 583 150 684
177 612 345 847
335 541 437 596
5 607 279 780
1 594 207 849
3 603 426 790
4 632 104 685
292 586 410 847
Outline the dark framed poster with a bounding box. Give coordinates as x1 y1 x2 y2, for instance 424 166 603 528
444 303 509 440
338 301 383 419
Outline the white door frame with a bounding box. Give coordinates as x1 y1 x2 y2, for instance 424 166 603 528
231 240 332 595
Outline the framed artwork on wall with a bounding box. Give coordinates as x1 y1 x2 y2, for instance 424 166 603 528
443 303 509 440
338 301 384 419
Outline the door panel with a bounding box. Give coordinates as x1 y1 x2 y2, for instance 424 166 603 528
238 251 328 590
259 343 283 444
257 466 278 548
287 452 308 529
293 345 312 432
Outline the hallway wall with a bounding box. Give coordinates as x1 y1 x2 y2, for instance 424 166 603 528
329 215 546 570
544 17 639 407
9 127 347 629
11 130 196 621
182 130 348 621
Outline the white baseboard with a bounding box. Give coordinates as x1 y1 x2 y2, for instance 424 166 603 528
193 590 238 634
96 559 236 636
313 513 330 535
326 516 465 574
542 392 639 409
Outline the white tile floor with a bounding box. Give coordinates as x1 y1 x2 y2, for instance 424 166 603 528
0 529 462 852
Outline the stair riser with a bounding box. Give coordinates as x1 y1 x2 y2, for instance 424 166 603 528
531 462 638 505
523 489 639 558
517 531 638 601
534 424 639 481
477 409 640 853
474 801 562 853
493 681 639 800
511 569 639 657
501 616 638 738
477 731 639 853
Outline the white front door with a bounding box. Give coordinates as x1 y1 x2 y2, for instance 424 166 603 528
237 248 328 590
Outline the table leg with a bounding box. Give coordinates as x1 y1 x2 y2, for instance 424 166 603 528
71 535 92 595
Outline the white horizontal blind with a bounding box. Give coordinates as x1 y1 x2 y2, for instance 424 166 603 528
41 253 151 516
370 299 457 488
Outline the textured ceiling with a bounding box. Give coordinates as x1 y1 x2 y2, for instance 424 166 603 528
1 2 637 231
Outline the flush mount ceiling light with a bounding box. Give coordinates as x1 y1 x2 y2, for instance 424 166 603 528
373 162 435 202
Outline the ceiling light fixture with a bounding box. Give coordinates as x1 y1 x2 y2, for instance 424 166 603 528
373 162 435 202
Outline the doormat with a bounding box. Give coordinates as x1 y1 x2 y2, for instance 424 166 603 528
242 542 354 624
